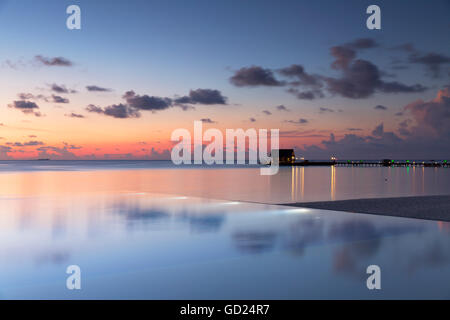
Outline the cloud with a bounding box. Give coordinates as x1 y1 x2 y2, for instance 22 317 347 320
123 91 172 111
249 117 256 122
409 52 450 78
36 145 78 160
374 105 388 110
295 87 450 159
85 104 103 113
86 103 141 119
347 128 363 131
35 55 73 67
17 93 48 101
330 38 378 70
230 38 426 100
7 140 44 147
371 123 384 137
8 100 42 116
345 38 379 50
0 145 13 159
287 88 324 100
86 85 112 92
50 84 77 94
330 46 356 70
51 95 69 104
175 89 227 105
319 107 335 113
404 85 450 138
325 59 427 99
200 118 216 123
278 64 322 87
285 118 309 125
65 113 85 118
230 66 284 87
262 110 272 115
276 105 290 112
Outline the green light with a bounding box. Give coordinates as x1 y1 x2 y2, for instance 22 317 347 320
347 160 350 163
445 160 448 163
391 160 394 163
406 160 410 163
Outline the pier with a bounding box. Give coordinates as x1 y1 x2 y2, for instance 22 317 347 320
282 159 449 167
272 150 449 167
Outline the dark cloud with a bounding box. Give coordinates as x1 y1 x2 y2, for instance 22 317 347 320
51 95 69 104
7 140 44 147
330 46 356 70
325 59 427 99
278 64 322 87
85 104 103 113
287 88 324 100
371 123 384 137
200 118 216 124
285 118 309 125
296 88 450 159
231 38 426 100
262 110 272 115
379 81 427 94
65 113 85 118
36 145 77 160
230 66 283 87
123 91 172 111
374 105 388 110
276 105 290 112
8 100 42 116
17 93 48 101
175 89 227 105
409 52 450 78
86 103 141 119
50 84 77 94
86 85 112 92
319 107 334 113
249 117 256 122
35 55 73 67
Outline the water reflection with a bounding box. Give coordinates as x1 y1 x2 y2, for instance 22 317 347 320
1 165 450 204
0 189 449 298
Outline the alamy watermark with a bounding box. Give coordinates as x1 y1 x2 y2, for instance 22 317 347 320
366 265 381 290
171 121 280 175
66 265 81 290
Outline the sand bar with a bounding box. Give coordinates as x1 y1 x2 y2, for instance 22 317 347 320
283 195 450 221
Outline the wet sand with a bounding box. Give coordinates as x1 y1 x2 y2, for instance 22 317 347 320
284 195 450 221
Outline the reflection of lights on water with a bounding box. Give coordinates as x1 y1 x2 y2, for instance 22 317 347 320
283 208 311 214
222 201 241 205
169 196 188 200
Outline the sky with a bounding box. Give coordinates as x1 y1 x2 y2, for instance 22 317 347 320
0 0 449 160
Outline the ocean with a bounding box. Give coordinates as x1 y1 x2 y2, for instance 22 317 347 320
0 161 449 299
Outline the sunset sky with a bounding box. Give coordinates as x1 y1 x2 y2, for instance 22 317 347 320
0 0 449 160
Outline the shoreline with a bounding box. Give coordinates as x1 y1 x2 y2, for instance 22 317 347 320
283 195 450 222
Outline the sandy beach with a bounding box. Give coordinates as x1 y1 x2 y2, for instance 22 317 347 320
284 195 450 221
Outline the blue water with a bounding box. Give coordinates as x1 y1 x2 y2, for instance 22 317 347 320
0 192 449 299
0 161 449 299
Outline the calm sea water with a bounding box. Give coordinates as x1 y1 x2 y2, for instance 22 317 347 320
0 160 449 203
0 161 449 299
